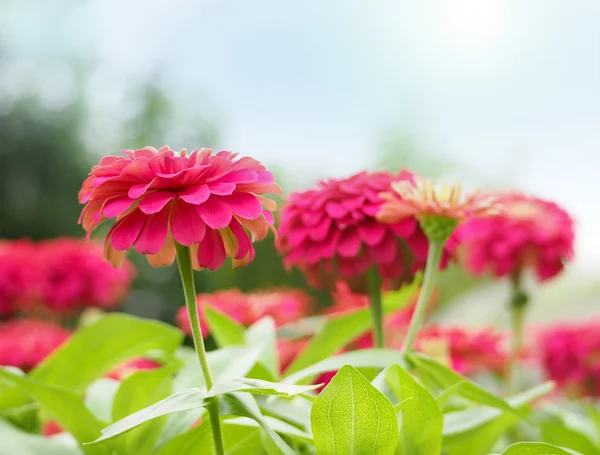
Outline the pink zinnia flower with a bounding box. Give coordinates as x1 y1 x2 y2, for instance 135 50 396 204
42 420 64 437
176 288 313 337
34 238 135 313
277 170 452 293
539 321 600 398
105 357 162 381
416 325 507 376
79 147 281 270
457 193 574 281
0 319 70 371
0 240 39 317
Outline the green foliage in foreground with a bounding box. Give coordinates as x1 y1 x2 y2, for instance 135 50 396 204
0 311 591 455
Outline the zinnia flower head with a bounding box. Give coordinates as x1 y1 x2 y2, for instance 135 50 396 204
79 147 281 271
105 357 162 381
176 288 313 337
457 193 574 281
35 238 135 313
378 178 498 242
539 321 600 398
0 319 70 371
416 325 507 376
277 170 452 293
0 240 39 317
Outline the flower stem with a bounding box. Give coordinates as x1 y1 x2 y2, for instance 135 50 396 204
400 241 444 355
367 267 384 348
506 271 528 395
175 242 224 455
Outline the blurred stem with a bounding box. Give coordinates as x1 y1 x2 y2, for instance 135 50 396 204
367 267 384 348
507 270 528 396
175 242 224 455
401 241 445 355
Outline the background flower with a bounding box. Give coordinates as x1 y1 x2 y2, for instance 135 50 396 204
277 170 452 293
79 147 281 271
0 240 39 317
457 193 575 281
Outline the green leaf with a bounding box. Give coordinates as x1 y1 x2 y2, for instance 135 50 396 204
385 364 442 455
91 378 318 444
311 365 399 455
0 420 83 455
226 416 313 443
0 369 109 455
541 420 598 455
499 441 574 454
84 379 120 422
111 364 179 454
435 381 465 409
31 313 182 390
245 317 280 378
408 354 521 416
286 281 419 375
220 393 296 455
283 349 406 385
204 306 246 347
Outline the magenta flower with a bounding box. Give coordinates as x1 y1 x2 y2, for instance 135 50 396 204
0 240 39 317
277 170 452 293
458 193 574 281
79 146 281 270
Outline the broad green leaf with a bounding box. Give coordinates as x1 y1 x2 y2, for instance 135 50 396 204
111 364 179 455
408 354 521 416
286 281 419 375
31 313 182 390
92 379 318 443
227 416 313 443
245 317 279 378
435 381 465 409
541 420 598 455
311 365 398 455
283 349 406 385
220 393 296 455
204 306 246 346
256 395 313 430
0 420 83 455
84 379 120 422
154 417 263 455
499 441 574 454
0 369 109 455
385 364 442 455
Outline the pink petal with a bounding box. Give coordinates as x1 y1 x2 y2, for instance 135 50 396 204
197 229 227 270
170 200 207 246
134 206 171 254
196 199 232 230
308 216 331 241
389 218 417 238
325 201 347 219
103 196 136 218
109 209 147 251
221 193 263 220
229 217 251 259
208 182 236 196
179 184 210 205
337 228 362 258
263 210 274 225
129 182 154 199
218 169 258 184
256 170 274 184
370 234 398 263
357 222 386 246
139 191 175 215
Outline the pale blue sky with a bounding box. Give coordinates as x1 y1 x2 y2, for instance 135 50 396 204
3 0 600 269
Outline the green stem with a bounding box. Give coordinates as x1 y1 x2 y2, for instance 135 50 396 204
175 242 224 455
400 241 445 355
507 271 528 395
367 267 384 348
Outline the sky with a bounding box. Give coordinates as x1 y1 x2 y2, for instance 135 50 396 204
3 0 600 269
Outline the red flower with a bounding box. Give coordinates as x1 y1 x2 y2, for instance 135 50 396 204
277 170 452 293
79 147 281 270
35 238 135 313
42 421 64 437
176 288 313 337
539 321 600 397
105 357 161 381
0 240 39 317
457 193 574 281
416 325 507 376
0 319 70 371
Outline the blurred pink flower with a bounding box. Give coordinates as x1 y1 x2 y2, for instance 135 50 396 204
457 193 574 281
42 420 64 437
105 357 162 381
79 147 281 270
539 321 600 398
0 319 70 371
277 170 452 293
176 288 313 337
35 238 135 314
416 325 507 376
0 240 39 317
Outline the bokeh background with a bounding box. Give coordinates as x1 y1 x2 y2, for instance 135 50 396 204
1 0 599 325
